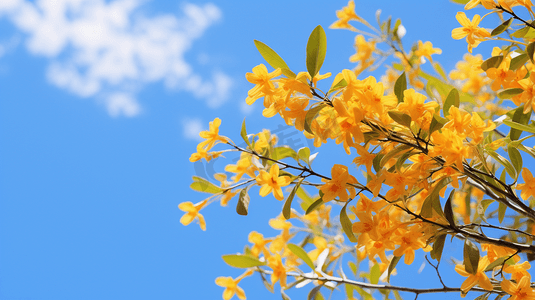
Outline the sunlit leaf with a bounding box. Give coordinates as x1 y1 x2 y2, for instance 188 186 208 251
388 111 412 127
306 198 324 215
222 254 265 268
254 40 296 78
240 118 251 148
288 243 315 270
306 25 327 78
394 72 407 103
272 146 298 161
430 234 446 262
510 105 532 141
387 256 401 283
497 88 524 99
443 88 460 116
481 56 503 71
510 53 529 71
508 145 523 177
237 187 250 216
370 263 380 285
283 178 303 219
341 201 358 243
491 18 512 36
463 240 480 275
527 42 535 64
298 147 311 165
190 176 223 194
304 104 326 135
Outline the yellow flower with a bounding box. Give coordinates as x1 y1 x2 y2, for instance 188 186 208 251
319 164 358 202
329 0 363 31
455 256 494 294
189 144 222 162
451 12 490 53
517 168 535 200
267 253 288 288
501 275 535 300
198 118 228 150
178 200 208 231
464 0 498 10
245 64 282 105
414 41 442 62
255 164 292 200
215 270 253 300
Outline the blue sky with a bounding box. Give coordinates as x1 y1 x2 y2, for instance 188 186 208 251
0 0 527 299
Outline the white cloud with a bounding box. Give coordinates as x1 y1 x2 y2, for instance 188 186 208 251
0 0 232 117
182 118 203 141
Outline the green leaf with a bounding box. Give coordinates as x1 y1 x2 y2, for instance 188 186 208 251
387 256 401 283
370 263 381 285
504 120 535 134
510 105 532 141
298 147 311 165
388 111 412 127
281 289 291 300
450 0 470 4
237 187 250 216
421 177 451 218
308 285 322 300
222 254 265 268
283 178 303 219
443 88 460 116
512 26 530 38
304 104 326 135
380 144 411 169
430 234 446 262
306 25 327 78
508 145 523 177
527 42 535 64
272 146 298 161
444 190 456 227
254 40 296 78
429 114 447 136
497 88 524 99
463 240 480 275
481 56 503 71
498 201 507 223
288 243 315 270
394 72 407 103
340 201 358 243
486 149 517 179
306 198 324 215
190 176 223 194
433 62 448 81
485 256 512 272
510 53 529 71
491 18 513 36
240 118 251 148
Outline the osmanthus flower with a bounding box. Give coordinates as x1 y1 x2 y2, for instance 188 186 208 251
514 72 535 113
517 168 535 200
319 164 359 202
353 144 375 175
486 57 516 91
504 261 532 281
501 275 535 300
189 144 222 162
464 0 498 9
214 173 238 207
224 153 257 182
414 41 442 63
451 12 490 53
198 118 229 150
396 89 438 125
248 231 271 258
444 106 472 135
429 128 470 172
358 76 397 117
481 243 519 263
267 253 288 288
468 111 495 144
281 96 309 131
350 35 376 66
269 214 293 242
215 269 254 300
392 225 430 265
455 255 494 295
255 164 292 201
245 64 282 105
329 0 363 31
178 199 208 231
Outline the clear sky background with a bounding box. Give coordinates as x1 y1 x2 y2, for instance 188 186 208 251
0 0 530 299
